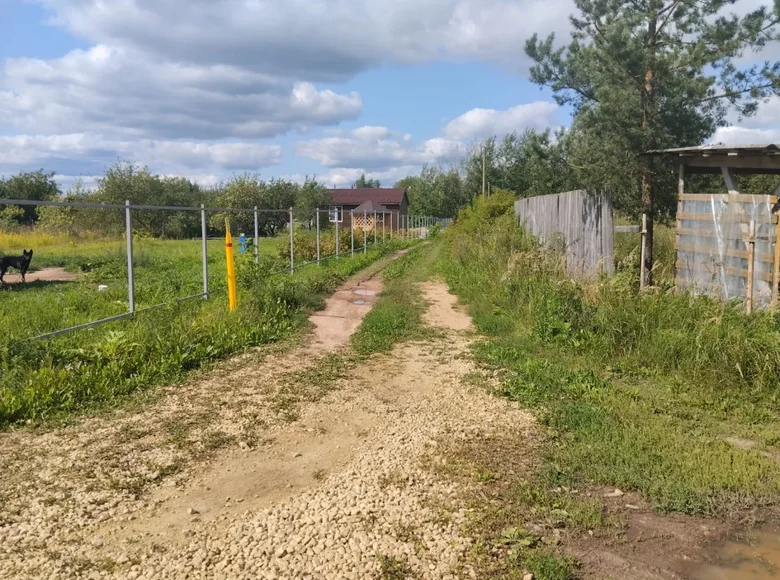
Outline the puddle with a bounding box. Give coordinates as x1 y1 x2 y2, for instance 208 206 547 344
352 300 370 305
684 528 780 579
352 288 376 296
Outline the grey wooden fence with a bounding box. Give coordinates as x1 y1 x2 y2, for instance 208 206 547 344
515 190 614 277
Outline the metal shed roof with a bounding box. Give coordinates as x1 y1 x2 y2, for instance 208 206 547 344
643 144 780 174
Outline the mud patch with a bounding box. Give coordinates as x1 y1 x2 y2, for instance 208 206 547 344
1 266 78 284
681 526 780 579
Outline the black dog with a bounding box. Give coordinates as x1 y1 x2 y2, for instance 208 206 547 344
0 249 33 284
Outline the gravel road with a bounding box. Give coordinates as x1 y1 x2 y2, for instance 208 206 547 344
0 280 535 580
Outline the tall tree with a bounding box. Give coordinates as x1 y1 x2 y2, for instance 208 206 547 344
526 0 780 284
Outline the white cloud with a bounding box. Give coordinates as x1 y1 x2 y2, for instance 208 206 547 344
294 100 563 184
37 0 573 74
0 46 362 139
442 102 560 140
0 133 282 178
296 125 465 170
711 126 780 145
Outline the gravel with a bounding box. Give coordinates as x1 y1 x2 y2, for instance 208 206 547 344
0 283 535 580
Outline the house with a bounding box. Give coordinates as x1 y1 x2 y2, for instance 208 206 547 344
327 188 409 230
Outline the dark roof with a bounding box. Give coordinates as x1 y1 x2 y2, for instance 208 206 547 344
644 144 780 156
330 188 406 206
643 144 780 175
353 200 390 214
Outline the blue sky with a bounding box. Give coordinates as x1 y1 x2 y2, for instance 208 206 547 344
0 0 777 190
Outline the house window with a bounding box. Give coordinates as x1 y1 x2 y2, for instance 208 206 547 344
329 206 343 223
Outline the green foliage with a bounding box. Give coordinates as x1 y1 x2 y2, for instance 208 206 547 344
396 165 469 218
462 130 578 200
0 170 61 225
353 174 381 188
440 196 780 517
0 206 25 233
4 162 334 241
525 0 780 219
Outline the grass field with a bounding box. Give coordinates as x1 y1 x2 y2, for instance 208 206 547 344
0 233 284 341
0 229 413 426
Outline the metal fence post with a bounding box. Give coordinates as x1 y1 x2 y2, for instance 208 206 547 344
351 210 355 256
316 208 321 265
254 206 259 264
363 211 368 254
373 211 377 245
125 200 135 314
201 204 208 299
289 207 295 273
336 210 340 259
382 211 386 242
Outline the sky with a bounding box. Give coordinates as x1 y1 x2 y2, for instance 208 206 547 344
0 0 778 191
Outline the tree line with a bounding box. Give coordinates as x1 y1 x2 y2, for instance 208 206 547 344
0 164 332 238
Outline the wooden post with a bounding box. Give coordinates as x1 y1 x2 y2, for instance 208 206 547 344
772 212 780 308
746 219 756 315
482 149 486 198
674 164 685 287
640 213 648 291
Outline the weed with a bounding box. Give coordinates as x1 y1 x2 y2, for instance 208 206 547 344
377 554 416 579
352 245 440 355
378 470 408 490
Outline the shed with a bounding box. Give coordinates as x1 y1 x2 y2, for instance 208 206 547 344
644 144 780 310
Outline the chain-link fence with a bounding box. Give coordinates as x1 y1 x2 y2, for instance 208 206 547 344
0 198 450 340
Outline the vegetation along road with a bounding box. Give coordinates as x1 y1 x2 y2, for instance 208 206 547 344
2 195 780 580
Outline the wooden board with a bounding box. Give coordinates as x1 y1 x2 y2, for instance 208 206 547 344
677 211 776 224
678 193 778 203
675 260 774 283
675 243 775 264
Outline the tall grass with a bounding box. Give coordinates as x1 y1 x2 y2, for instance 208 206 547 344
439 192 780 517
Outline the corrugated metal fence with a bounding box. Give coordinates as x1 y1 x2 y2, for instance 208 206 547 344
515 190 614 277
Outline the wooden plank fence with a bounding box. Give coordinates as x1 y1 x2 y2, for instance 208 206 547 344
515 190 614 277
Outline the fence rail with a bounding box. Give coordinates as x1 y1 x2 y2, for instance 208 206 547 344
0 198 449 340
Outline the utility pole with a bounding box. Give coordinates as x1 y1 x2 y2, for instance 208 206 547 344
482 148 486 198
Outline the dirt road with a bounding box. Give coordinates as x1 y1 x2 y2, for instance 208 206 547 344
0 259 534 579
1 266 78 285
